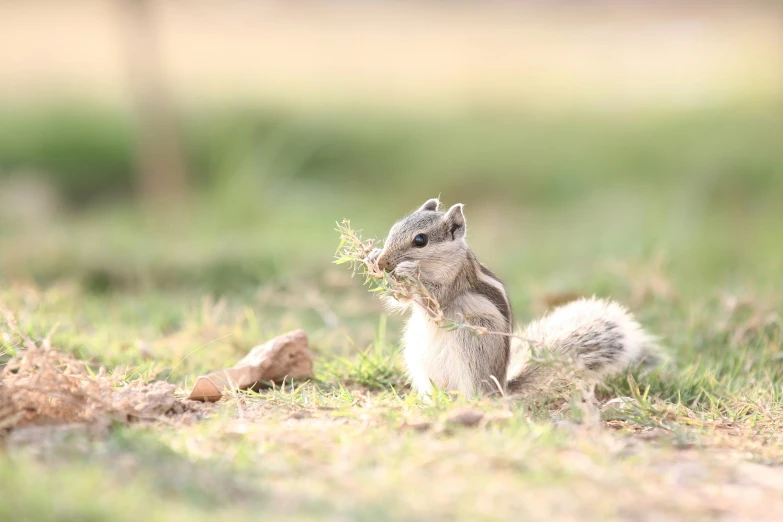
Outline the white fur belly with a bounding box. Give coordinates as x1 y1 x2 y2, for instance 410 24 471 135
402 307 471 395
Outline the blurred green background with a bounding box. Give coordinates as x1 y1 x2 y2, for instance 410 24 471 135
0 1 781 351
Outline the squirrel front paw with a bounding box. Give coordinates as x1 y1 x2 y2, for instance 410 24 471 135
367 248 382 267
393 261 420 279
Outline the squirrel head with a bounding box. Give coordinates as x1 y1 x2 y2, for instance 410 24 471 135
375 198 469 287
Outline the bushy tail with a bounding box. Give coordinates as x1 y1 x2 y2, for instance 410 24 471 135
507 297 660 397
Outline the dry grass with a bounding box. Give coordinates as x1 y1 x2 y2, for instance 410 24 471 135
1 279 783 521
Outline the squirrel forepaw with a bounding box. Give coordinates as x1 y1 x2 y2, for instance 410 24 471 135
393 261 420 279
367 248 382 267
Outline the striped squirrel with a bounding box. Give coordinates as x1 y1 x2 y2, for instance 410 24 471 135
369 198 659 398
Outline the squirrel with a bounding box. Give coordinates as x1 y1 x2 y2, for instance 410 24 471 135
369 198 660 398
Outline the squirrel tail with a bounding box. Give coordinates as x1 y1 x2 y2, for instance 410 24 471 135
507 297 661 397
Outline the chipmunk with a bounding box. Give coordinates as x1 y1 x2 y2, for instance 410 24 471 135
369 198 659 398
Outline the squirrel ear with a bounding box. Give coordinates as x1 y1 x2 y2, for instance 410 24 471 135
444 203 466 239
418 198 440 212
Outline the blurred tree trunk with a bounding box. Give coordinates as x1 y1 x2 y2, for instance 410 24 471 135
116 0 189 203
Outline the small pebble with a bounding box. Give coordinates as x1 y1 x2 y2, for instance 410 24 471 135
446 408 484 427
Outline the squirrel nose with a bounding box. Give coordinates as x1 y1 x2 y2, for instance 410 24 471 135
377 255 392 272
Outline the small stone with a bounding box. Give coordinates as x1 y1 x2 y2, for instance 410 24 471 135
446 408 484 427
187 330 314 402
400 419 433 432
188 376 223 403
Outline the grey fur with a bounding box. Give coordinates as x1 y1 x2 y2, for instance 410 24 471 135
419 198 441 212
507 297 661 398
476 264 512 325
374 199 660 398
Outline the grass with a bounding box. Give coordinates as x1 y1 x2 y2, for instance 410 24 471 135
1 102 783 520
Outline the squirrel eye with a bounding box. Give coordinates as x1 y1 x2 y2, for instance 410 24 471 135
412 234 428 248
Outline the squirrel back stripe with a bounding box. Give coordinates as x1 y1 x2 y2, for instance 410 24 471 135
475 263 513 329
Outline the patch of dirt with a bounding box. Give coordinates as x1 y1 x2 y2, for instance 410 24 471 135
1 310 212 439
